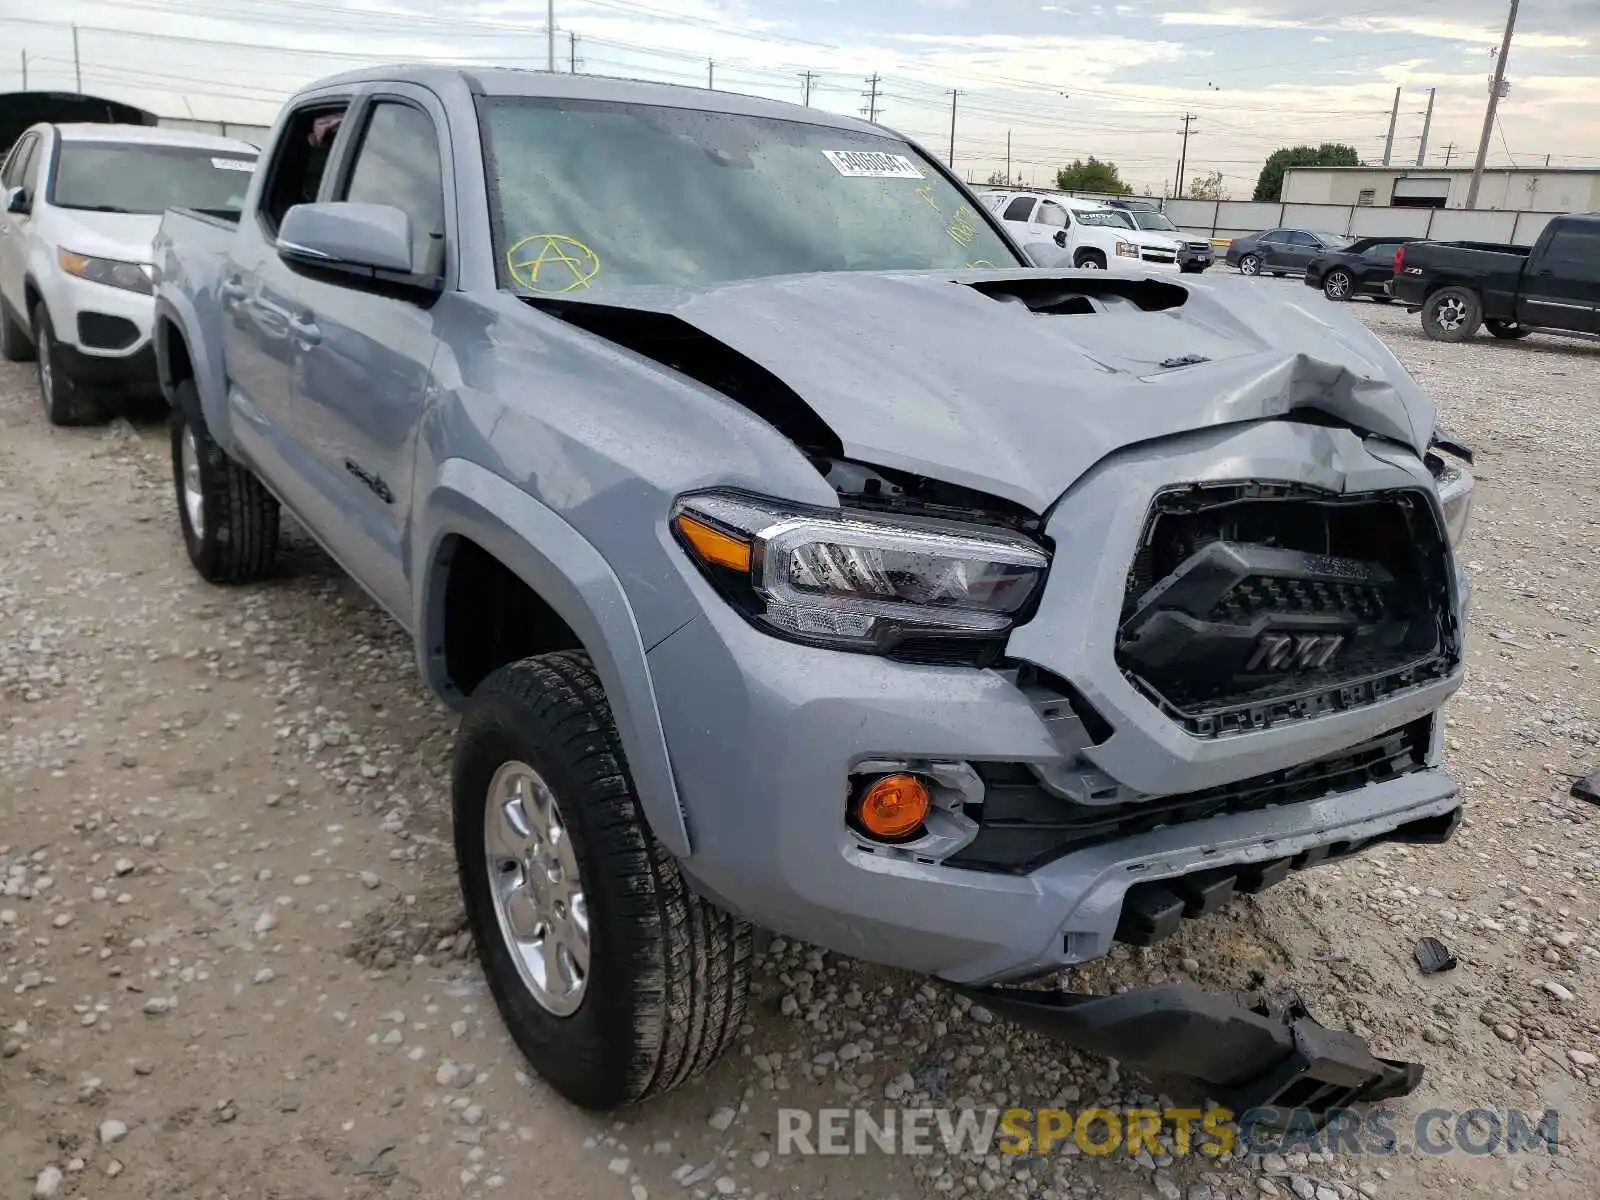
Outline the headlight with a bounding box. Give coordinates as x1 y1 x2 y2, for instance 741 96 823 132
58 248 154 296
671 492 1049 658
1433 459 1473 551
1115 240 1140 258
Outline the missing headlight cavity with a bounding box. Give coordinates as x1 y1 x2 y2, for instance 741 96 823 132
1116 481 1461 737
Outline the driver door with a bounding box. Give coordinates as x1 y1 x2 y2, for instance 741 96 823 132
0 133 40 320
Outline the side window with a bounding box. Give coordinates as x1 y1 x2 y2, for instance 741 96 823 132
1002 196 1034 222
1544 225 1600 269
3 135 36 190
1259 230 1285 244
1036 202 1068 228
260 102 350 235
339 101 445 276
19 138 43 194
1365 242 1398 259
1287 231 1318 248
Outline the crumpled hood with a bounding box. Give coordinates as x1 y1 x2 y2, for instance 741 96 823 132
552 268 1437 514
49 209 163 264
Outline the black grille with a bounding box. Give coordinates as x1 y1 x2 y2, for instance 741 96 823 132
77 312 140 351
945 716 1432 875
1116 482 1459 737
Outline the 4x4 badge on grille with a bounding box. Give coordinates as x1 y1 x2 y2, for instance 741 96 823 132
1246 632 1345 672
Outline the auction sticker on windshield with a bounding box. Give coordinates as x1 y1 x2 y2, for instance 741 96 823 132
212 158 255 171
822 150 924 179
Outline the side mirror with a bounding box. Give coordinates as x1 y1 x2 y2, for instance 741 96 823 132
4 187 29 216
276 201 438 293
1053 229 1068 249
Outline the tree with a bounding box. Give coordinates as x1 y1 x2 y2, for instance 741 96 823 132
1055 156 1133 195
1252 143 1360 202
1188 170 1227 201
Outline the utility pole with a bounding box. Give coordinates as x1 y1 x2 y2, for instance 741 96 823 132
1442 142 1456 167
1416 87 1435 166
707 59 714 89
1381 87 1401 165
71 24 82 92
1467 0 1519 208
861 73 881 123
798 70 816 106
20 50 26 90
946 90 960 168
569 31 579 73
1174 113 1196 198
1006 129 1011 184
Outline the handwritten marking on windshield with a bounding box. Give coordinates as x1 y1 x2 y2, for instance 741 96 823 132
947 205 977 248
507 235 601 293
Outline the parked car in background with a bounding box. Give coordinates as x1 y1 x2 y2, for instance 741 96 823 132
979 189 1182 270
1225 228 1353 278
1390 214 1600 342
152 64 1470 1120
0 122 258 424
1104 203 1214 273
1304 236 1414 302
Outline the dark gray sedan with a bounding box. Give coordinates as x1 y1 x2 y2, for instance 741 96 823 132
1225 228 1353 277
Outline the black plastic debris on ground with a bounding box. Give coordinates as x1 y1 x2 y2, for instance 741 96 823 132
1415 936 1457 975
1571 772 1600 806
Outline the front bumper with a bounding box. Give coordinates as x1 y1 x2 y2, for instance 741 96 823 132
43 270 158 387
651 419 1468 985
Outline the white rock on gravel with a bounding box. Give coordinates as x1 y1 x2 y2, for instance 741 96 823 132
33 1167 63 1198
99 1119 128 1145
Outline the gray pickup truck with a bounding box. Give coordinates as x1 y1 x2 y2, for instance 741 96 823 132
152 65 1475 1119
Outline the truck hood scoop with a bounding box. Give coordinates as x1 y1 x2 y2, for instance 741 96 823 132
524 268 1436 514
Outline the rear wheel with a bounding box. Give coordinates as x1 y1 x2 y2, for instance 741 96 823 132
169 379 280 583
1421 286 1483 342
0 300 33 363
1486 319 1531 340
1238 254 1261 277
455 651 752 1110
33 304 103 426
1323 270 1353 301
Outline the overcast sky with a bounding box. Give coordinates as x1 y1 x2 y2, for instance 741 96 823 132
2 0 1592 195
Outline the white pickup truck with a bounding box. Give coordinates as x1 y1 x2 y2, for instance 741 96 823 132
978 189 1181 271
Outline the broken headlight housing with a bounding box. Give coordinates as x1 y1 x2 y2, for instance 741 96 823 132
1430 458 1474 551
671 491 1049 659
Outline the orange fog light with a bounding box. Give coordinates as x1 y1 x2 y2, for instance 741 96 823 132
856 774 931 840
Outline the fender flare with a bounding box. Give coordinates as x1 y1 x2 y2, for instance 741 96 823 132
417 459 692 858
152 293 231 439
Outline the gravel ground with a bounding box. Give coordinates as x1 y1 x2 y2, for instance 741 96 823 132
2 286 1598 1200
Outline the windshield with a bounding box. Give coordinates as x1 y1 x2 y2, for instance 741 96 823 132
480 96 1019 294
1133 211 1177 232
1074 209 1134 229
49 142 256 215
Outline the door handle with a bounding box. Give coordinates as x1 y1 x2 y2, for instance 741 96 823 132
291 313 321 347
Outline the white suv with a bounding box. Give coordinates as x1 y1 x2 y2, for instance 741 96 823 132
979 190 1183 272
0 123 257 424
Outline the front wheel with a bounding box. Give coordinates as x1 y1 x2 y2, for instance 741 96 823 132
1486 319 1531 340
33 304 102 426
455 651 752 1110
1075 253 1105 270
1238 254 1261 277
170 381 280 583
1422 286 1483 342
1323 270 1353 301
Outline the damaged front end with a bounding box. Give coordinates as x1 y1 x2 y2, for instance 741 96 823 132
952 982 1423 1129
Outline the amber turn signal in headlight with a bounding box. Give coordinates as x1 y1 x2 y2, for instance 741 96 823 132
853 774 931 841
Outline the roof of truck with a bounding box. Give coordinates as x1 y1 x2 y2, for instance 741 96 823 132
302 65 892 138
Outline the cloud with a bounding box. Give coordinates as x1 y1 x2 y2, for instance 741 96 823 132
1158 4 1589 49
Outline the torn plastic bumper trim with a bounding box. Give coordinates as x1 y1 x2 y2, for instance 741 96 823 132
952 983 1422 1129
